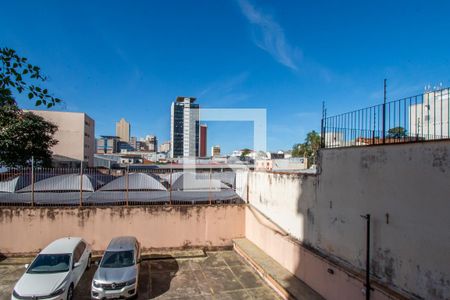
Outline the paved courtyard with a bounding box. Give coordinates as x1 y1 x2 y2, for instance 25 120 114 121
0 251 281 300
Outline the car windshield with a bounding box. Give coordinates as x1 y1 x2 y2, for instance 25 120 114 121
100 250 135 268
27 254 71 274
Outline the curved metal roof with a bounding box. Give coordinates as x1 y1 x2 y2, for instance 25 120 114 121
0 177 20 193
18 174 97 192
159 172 235 188
99 173 166 191
0 173 53 193
171 172 230 191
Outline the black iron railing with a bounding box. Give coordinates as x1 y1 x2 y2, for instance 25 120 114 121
321 88 450 148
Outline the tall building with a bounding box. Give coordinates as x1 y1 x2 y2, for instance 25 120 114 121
96 136 120 154
144 135 158 152
130 136 137 150
116 118 130 142
199 124 207 157
159 141 171 153
26 110 95 166
170 97 199 158
211 145 221 157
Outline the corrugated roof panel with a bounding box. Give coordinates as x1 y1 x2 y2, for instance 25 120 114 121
99 173 166 191
18 174 96 192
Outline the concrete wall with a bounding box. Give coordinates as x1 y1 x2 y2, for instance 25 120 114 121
316 141 450 300
245 206 399 300
241 141 450 300
245 171 316 241
0 205 245 254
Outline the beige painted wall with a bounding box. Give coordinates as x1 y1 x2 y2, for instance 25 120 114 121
0 205 245 254
27 110 95 166
241 141 450 300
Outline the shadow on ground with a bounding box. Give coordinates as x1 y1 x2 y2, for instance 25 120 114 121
73 256 179 300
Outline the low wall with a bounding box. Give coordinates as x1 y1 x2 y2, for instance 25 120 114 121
0 205 245 254
245 205 404 300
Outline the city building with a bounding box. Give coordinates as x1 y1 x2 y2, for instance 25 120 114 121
144 135 158 152
116 118 131 142
266 151 285 159
170 97 199 158
199 124 207 157
159 141 171 153
96 135 120 154
26 110 95 167
118 141 134 152
130 136 137 149
255 157 308 172
211 145 221 157
410 89 449 139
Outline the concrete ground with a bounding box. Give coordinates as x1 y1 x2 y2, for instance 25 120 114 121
0 251 281 300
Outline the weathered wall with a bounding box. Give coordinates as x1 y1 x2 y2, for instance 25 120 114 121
244 170 316 241
316 141 450 300
245 206 399 300
0 205 245 254
241 141 450 300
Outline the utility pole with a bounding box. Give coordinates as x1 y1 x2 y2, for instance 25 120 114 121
79 161 83 207
383 79 387 144
31 156 35 207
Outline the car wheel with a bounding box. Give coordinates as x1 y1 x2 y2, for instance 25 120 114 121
86 255 92 270
67 284 74 300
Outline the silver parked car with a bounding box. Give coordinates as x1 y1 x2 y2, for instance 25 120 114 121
91 236 140 299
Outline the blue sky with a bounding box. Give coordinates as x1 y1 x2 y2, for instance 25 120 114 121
1 0 450 154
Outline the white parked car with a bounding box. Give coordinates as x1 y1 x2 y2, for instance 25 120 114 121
12 237 92 300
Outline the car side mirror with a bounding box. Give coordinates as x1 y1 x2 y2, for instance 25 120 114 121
24 264 29 269
73 262 81 269
95 260 99 266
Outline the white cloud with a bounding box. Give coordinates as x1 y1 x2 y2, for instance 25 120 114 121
237 0 301 70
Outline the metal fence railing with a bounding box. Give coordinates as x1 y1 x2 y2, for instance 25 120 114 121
321 87 450 148
0 167 242 207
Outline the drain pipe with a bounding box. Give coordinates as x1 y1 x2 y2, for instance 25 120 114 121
361 214 371 299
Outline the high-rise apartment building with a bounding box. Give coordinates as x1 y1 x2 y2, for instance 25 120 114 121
96 136 120 154
199 124 207 157
116 118 130 142
170 97 199 158
211 145 221 157
159 141 171 153
26 110 95 166
144 135 158 152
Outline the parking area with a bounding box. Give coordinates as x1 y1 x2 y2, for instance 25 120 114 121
0 251 281 300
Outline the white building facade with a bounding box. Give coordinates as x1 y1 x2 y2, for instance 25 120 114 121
410 89 449 140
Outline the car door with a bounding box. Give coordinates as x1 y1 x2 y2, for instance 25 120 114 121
135 241 140 279
77 241 89 271
72 242 84 286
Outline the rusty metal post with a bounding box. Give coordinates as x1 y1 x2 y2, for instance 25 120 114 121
31 156 35 207
208 167 212 205
79 161 83 207
382 79 387 144
169 166 172 205
125 165 129 206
